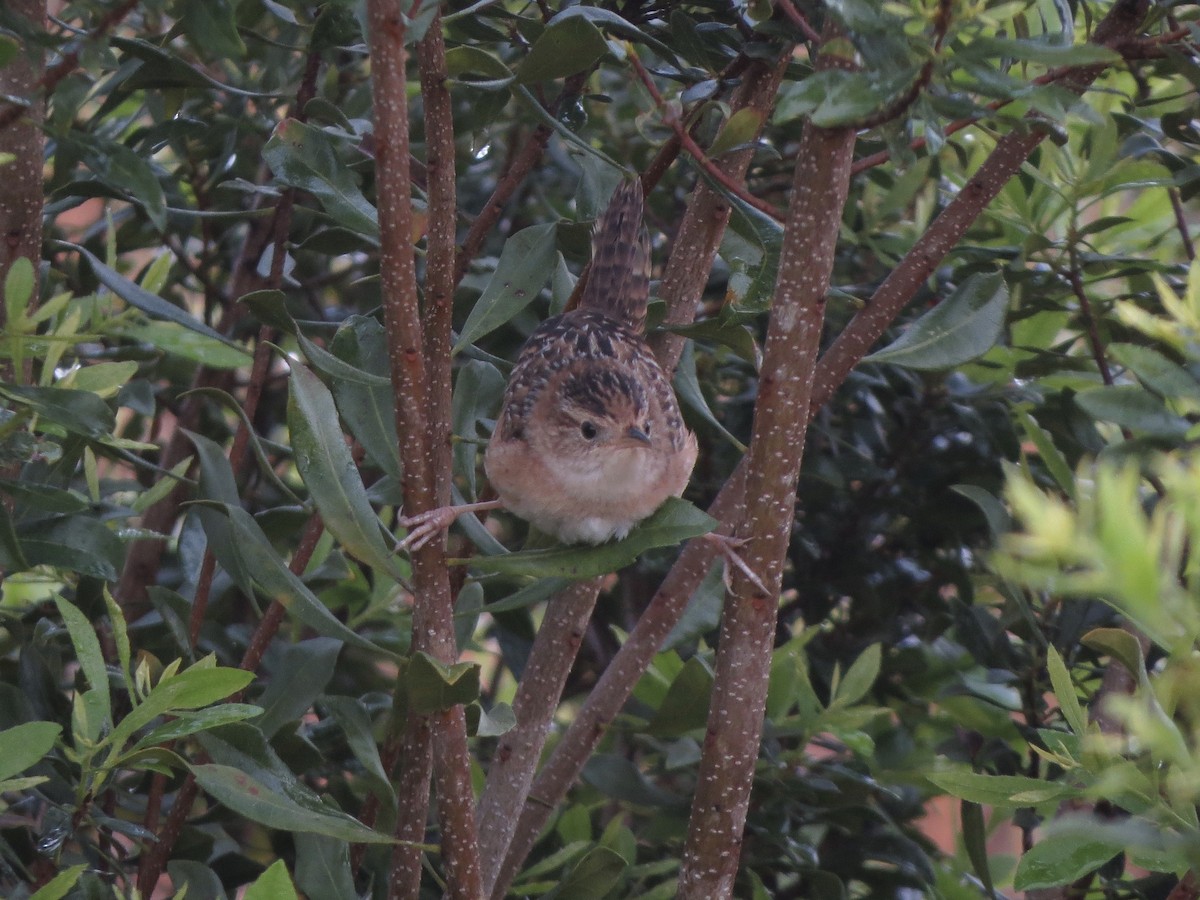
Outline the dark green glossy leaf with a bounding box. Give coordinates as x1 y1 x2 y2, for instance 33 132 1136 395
646 658 712 737
294 833 356 900
15 516 123 579
1075 385 1188 437
191 763 394 844
926 769 1069 807
288 362 405 581
329 317 403 482
405 652 480 715
0 383 114 440
1109 343 1200 402
181 0 246 59
961 801 993 896
323 696 395 807
865 272 1009 370
254 638 342 739
0 480 88 513
68 243 247 351
454 223 559 352
516 16 610 84
198 501 391 656
0 721 61 782
541 846 628 900
460 497 717 578
263 119 379 239
1012 822 1125 891
582 754 683 807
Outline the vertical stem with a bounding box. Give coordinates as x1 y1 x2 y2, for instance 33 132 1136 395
418 14 458 507
367 4 480 896
476 579 601 893
676 36 858 899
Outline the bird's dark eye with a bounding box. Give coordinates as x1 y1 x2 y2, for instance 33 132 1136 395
580 421 598 440
642 422 651 435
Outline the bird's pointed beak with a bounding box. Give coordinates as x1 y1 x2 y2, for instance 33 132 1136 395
626 426 652 445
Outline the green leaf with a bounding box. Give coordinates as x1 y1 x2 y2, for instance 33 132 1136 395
1075 385 1187 437
0 721 61 782
5 256 34 324
14 516 124 579
107 665 255 752
864 272 1009 370
1016 408 1075 497
244 860 298 900
263 119 379 240
646 657 713 737
925 769 1070 807
323 696 395 807
122 321 251 370
405 652 481 715
198 501 391 655
181 0 246 59
191 763 395 843
460 497 716 578
255 637 342 739
445 46 513 83
1080 627 1146 682
329 317 404 482
516 15 610 84
129 704 264 754
971 36 1121 67
949 484 1011 541
582 754 683 807
453 223 559 352
542 846 628 900
1012 822 1125 891
550 6 679 64
0 383 115 440
28 864 86 900
288 362 405 581
294 833 357 900
960 801 994 897
1045 645 1087 736
101 144 167 232
68 243 247 351
470 701 517 737
54 596 111 729
707 108 765 157
831 643 880 707
1110 342 1200 402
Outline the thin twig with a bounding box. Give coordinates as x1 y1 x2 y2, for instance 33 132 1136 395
627 46 785 223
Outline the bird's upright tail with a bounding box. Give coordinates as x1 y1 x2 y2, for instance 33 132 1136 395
579 179 651 333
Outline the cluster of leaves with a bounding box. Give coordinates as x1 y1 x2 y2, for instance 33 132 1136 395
0 0 1198 897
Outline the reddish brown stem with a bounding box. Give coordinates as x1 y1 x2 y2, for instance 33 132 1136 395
418 14 458 507
367 3 480 896
677 28 857 897
477 579 602 894
628 48 785 224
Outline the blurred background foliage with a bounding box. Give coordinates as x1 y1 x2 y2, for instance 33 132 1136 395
0 0 1199 896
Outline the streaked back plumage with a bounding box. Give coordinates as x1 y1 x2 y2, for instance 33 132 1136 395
579 179 651 333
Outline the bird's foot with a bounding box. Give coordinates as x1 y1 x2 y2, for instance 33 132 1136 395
701 532 771 598
397 500 502 553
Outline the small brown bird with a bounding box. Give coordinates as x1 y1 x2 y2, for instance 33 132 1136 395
400 180 697 549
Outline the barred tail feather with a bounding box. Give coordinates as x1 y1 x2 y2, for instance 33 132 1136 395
579 179 651 333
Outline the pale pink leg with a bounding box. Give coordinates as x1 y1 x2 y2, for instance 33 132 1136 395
397 500 503 553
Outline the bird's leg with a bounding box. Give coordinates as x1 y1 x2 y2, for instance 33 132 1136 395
396 499 503 553
700 532 771 598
